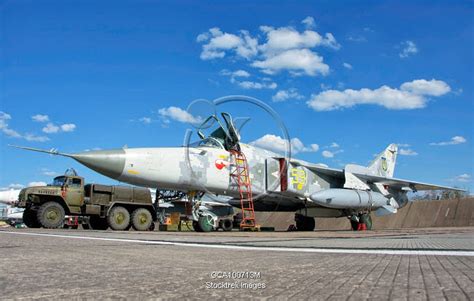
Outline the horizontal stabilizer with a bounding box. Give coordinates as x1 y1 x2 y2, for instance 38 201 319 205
375 205 398 216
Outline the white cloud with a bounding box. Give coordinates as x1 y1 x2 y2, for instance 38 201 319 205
400 79 450 96
301 16 315 29
237 80 277 89
259 26 339 53
322 148 343 158
42 123 60 133
0 183 25 191
60 123 76 132
32 114 49 122
28 181 47 187
272 88 304 102
197 27 258 60
399 40 418 58
197 18 340 76
249 134 318 154
322 150 334 158
158 106 203 124
232 70 250 77
329 142 339 148
252 49 329 76
24 134 50 142
399 148 418 156
220 69 250 78
0 111 49 142
42 122 76 134
139 117 152 124
307 78 451 111
430 136 467 146
343 62 353 70
220 69 275 89
452 174 471 183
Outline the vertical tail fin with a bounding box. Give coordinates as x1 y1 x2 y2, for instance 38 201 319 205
368 144 398 178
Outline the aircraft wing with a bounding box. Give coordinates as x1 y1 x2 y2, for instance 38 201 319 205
290 160 345 178
291 159 463 192
352 173 465 192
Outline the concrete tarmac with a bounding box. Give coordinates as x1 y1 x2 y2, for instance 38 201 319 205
0 227 473 300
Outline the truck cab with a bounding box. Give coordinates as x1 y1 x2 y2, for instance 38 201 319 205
50 175 85 209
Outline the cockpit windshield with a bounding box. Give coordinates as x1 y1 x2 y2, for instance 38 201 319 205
189 138 225 149
51 176 66 186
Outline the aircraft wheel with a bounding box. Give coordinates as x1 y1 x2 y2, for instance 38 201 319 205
149 222 155 231
37 202 65 229
220 219 233 232
23 208 40 228
193 221 203 232
131 208 153 231
198 215 214 232
89 216 109 230
295 214 315 231
108 206 130 231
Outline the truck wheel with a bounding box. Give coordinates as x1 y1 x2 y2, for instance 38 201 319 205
198 215 214 232
220 219 233 232
23 208 40 228
89 216 108 230
131 208 153 231
108 206 130 231
37 202 65 229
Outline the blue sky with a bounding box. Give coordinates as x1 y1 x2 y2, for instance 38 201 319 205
0 0 473 193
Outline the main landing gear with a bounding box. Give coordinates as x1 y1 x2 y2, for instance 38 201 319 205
295 214 316 231
350 213 372 231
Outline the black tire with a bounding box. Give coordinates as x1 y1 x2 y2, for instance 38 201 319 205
70 225 79 230
220 219 233 232
107 206 130 231
198 215 214 232
89 216 109 230
82 223 91 230
37 202 65 229
131 208 153 231
149 222 155 231
295 214 315 231
23 208 40 228
193 221 203 232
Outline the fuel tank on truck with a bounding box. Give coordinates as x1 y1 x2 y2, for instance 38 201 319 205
310 188 389 209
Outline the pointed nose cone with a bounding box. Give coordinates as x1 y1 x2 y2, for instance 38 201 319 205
70 149 126 179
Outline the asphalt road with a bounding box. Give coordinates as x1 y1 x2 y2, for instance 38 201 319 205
0 227 473 300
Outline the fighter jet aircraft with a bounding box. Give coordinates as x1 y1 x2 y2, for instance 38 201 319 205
10 112 462 231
